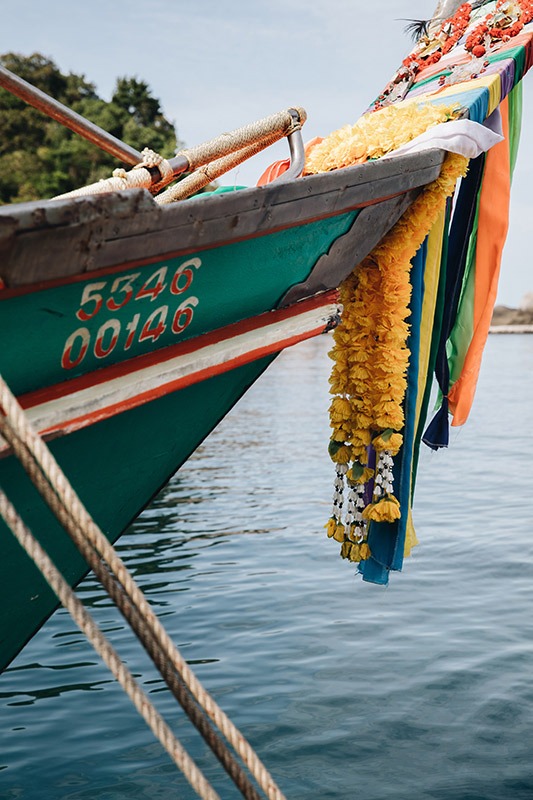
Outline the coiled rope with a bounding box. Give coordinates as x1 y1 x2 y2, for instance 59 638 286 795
0 373 287 800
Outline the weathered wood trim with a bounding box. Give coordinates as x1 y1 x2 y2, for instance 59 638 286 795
279 188 421 306
0 149 445 288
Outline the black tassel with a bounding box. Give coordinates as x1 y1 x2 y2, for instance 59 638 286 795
402 0 490 42
401 18 431 41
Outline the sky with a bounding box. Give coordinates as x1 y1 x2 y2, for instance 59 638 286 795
3 0 532 306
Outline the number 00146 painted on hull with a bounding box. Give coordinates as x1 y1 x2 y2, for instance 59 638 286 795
0 209 357 397
62 259 201 370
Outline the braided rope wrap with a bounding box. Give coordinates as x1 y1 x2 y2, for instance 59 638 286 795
51 108 305 201
52 146 173 199
178 107 306 171
156 133 282 204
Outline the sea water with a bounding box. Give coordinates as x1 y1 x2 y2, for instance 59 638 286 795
0 334 532 800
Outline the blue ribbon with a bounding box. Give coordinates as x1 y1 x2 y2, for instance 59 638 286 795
360 240 426 585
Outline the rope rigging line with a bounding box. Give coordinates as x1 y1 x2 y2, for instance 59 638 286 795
0 373 287 800
0 415 263 800
0 486 221 800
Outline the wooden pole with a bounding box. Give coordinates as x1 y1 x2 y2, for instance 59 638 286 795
0 66 144 166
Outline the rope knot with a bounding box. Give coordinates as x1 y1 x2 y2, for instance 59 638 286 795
136 147 173 183
137 147 163 168
109 168 129 189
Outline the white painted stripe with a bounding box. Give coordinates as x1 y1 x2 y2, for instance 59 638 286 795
489 325 533 334
19 302 339 439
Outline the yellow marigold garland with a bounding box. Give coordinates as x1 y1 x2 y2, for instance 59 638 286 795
326 152 468 564
306 103 459 173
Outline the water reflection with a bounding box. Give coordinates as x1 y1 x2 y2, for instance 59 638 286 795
1 335 532 799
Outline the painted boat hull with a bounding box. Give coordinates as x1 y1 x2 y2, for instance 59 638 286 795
0 149 445 670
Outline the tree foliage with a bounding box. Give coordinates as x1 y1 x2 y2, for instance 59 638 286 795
0 53 180 204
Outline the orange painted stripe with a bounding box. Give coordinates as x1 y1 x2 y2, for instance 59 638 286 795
39 323 329 437
19 290 339 410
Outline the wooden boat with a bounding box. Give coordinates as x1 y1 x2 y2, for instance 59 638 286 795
2 0 533 669
0 82 446 671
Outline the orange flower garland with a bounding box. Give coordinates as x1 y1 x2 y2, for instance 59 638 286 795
326 153 469 565
403 3 472 69
305 103 458 173
441 3 473 54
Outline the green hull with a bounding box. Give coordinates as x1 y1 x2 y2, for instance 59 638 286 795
0 212 356 396
0 148 445 670
0 212 351 670
0 355 274 671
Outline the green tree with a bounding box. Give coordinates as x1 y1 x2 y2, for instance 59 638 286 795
111 77 178 157
0 53 180 203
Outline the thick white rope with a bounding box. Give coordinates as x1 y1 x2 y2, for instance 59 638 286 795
52 147 174 199
0 374 287 800
155 133 281 204
0 486 221 800
51 108 305 202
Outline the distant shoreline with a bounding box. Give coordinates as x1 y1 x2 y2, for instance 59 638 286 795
489 305 533 334
489 325 533 334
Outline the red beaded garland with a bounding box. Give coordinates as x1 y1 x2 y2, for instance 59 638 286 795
402 3 472 73
465 0 533 57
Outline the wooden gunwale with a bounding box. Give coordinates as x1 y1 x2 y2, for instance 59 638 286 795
0 148 445 291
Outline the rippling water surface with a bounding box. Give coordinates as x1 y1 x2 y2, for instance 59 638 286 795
1 334 532 799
